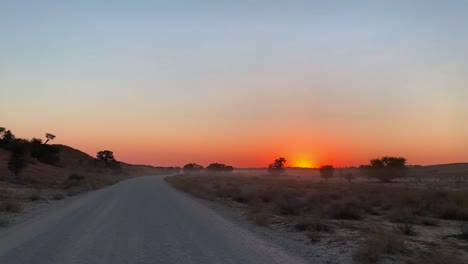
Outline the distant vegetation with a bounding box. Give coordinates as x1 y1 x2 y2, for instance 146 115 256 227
0 128 61 177
183 163 204 173
183 162 234 173
96 150 119 169
206 163 234 172
268 157 286 175
360 156 407 182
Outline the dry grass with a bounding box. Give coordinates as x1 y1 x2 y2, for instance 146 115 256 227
29 191 42 201
51 193 65 200
0 201 23 213
406 250 463 264
165 174 468 222
353 232 406 263
166 174 468 262
0 216 9 227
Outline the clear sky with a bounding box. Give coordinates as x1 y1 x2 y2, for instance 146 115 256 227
1 1 467 168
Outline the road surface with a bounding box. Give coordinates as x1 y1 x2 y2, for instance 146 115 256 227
0 175 307 264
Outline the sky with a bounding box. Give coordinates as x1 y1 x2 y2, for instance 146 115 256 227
1 1 467 168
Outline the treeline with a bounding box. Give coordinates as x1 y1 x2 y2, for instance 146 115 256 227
183 162 234 173
0 128 59 176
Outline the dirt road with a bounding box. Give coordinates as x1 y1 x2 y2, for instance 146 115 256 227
0 175 307 264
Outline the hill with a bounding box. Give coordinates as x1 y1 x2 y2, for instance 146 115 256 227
0 143 177 188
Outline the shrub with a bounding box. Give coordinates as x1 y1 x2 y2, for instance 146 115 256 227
0 201 23 213
398 223 417 236
29 191 42 201
250 210 271 226
353 232 405 263
294 217 333 233
420 217 439 226
329 201 363 220
272 194 304 216
306 230 320 242
52 193 65 200
69 173 85 181
388 207 418 223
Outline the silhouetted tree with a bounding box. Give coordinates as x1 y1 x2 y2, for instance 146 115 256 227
30 138 43 158
44 133 56 144
0 127 5 134
364 156 407 182
8 140 28 176
206 163 234 172
183 163 204 173
96 150 118 168
0 130 15 148
319 165 335 183
28 138 60 165
268 157 286 175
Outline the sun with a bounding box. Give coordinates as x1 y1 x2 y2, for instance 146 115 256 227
293 159 315 168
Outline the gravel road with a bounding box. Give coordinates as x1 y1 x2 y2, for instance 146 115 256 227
0 175 308 264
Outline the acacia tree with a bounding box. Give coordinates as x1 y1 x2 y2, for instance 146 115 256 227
44 133 56 144
365 156 407 182
319 165 335 183
96 150 118 168
183 163 204 173
268 157 286 175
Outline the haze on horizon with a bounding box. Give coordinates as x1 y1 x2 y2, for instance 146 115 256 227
1 1 467 168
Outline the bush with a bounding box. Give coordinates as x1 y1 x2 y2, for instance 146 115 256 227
29 191 42 201
329 201 363 220
398 223 417 236
294 217 333 233
353 232 405 263
52 193 65 200
306 230 320 242
0 201 23 213
272 194 304 216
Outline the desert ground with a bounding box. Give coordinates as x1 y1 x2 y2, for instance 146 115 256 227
166 166 468 264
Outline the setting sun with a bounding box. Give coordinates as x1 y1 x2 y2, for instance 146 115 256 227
293 159 316 168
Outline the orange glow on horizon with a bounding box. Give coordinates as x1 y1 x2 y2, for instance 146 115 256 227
292 159 315 168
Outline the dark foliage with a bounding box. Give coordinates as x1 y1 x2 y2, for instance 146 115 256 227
206 163 234 172
268 157 286 175
361 156 407 182
183 163 204 173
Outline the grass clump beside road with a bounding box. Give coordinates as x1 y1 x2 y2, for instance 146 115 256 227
0 201 23 213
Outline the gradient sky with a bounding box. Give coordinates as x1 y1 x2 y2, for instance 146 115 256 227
1 1 467 168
